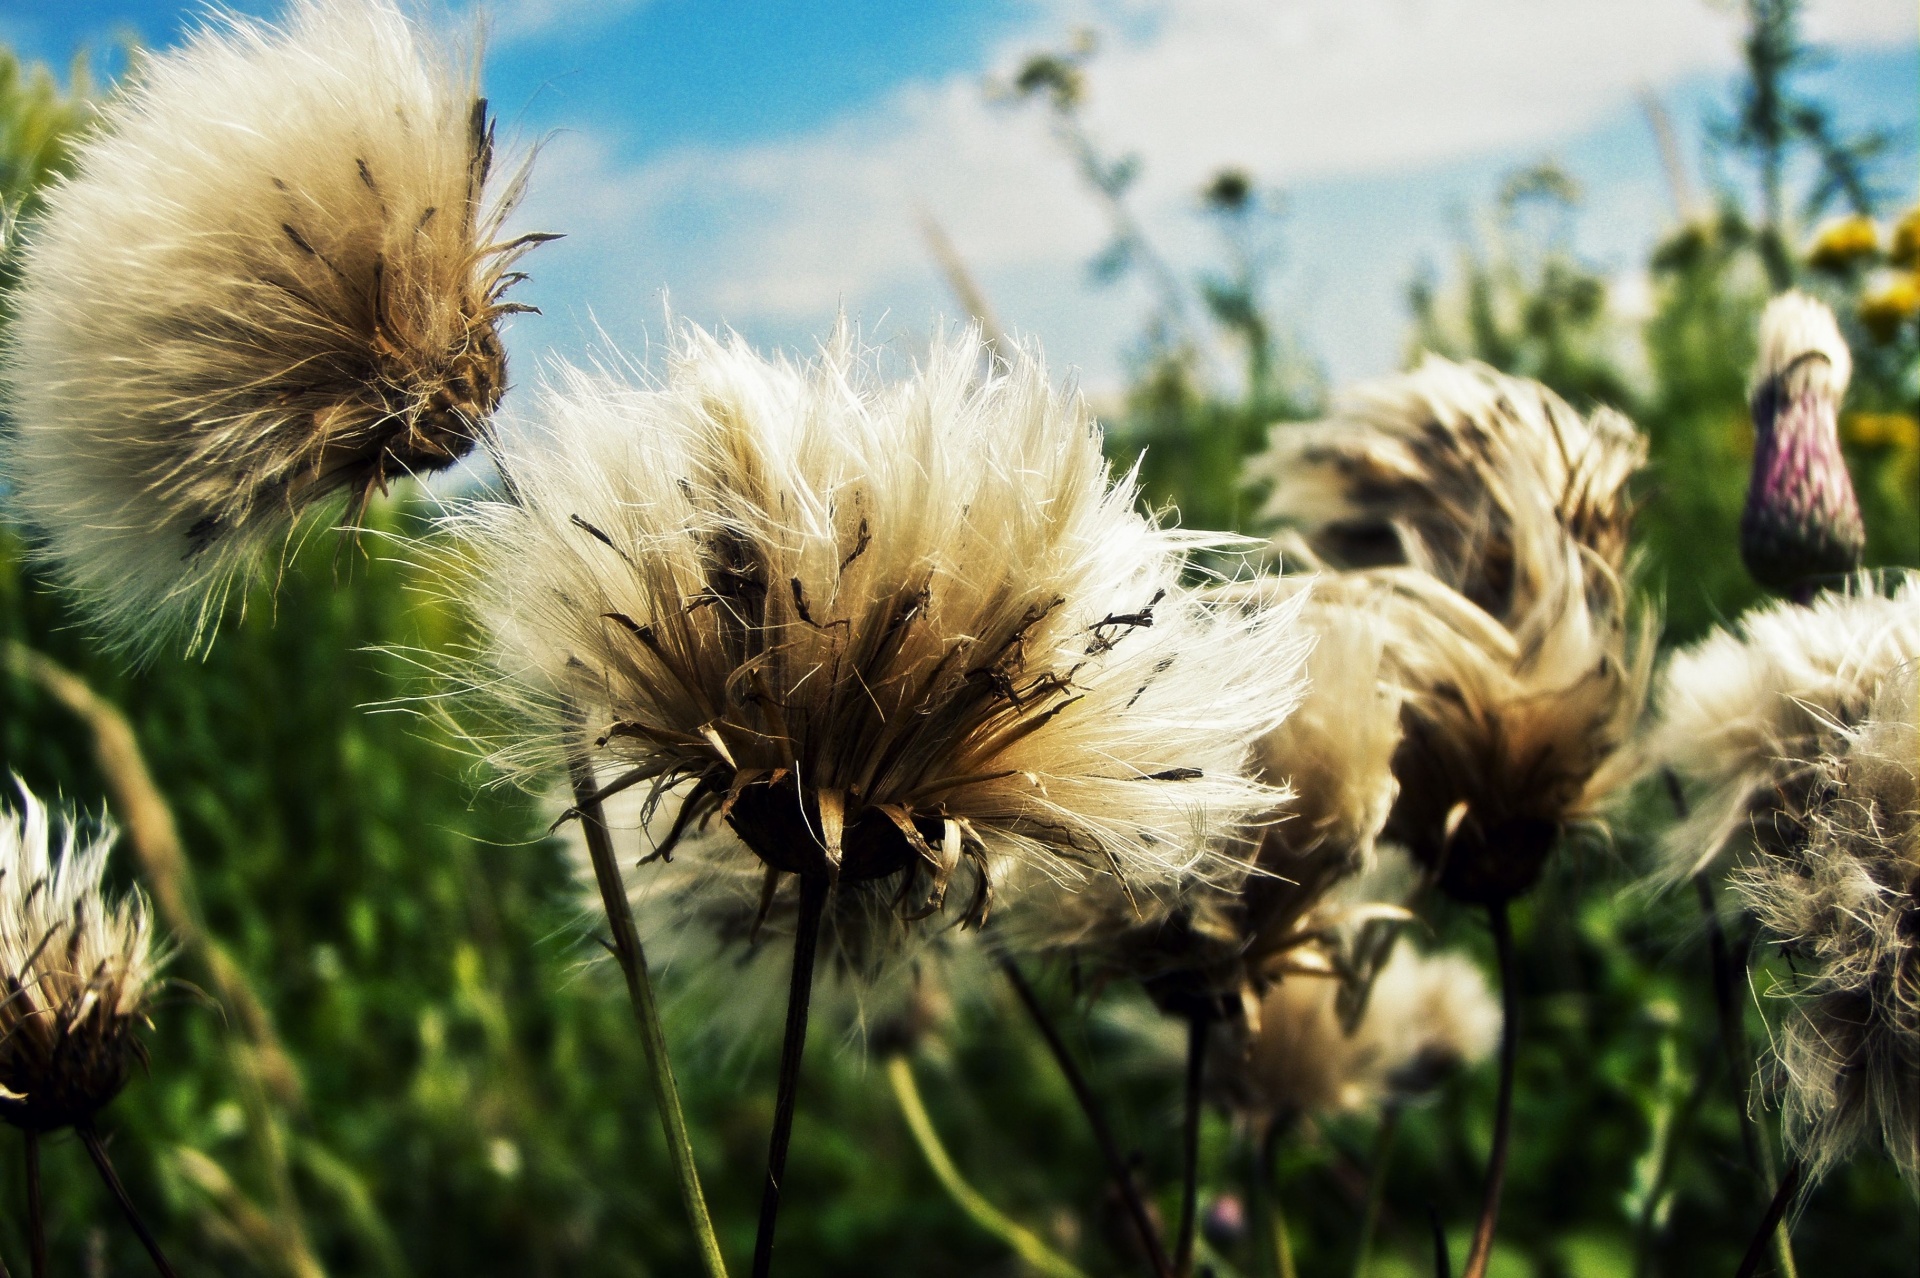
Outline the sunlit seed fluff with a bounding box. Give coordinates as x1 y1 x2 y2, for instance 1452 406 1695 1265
1740 292 1865 595
994 577 1399 1025
1735 675 1920 1190
1250 356 1645 622
0 788 160 1132
1225 941 1499 1121
0 0 542 654
454 326 1311 948
1650 572 1920 880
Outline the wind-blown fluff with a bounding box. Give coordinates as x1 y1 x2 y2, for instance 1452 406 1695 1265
1222 940 1499 1121
1735 675 1920 1190
1650 573 1920 879
1740 291 1864 595
1250 356 1645 622
0 788 161 1132
452 327 1311 949
1 0 542 653
996 578 1404 1027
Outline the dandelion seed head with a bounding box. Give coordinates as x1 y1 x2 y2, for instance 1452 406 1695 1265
0 0 540 653
0 787 160 1132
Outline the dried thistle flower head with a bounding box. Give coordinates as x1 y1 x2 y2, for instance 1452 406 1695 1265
1650 572 1920 879
1251 356 1644 621
0 0 543 654
455 326 1310 953
1740 291 1865 596
0 788 160 1132
1267 360 1652 905
1227 941 1498 1121
1735 673 1920 1189
996 578 1403 1026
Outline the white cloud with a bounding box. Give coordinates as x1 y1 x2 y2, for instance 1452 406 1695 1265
505 0 1915 391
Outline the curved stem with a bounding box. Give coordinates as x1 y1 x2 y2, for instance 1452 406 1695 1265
1351 1107 1402 1278
77 1126 177 1278
24 1132 42 1278
1174 1010 1209 1277
1461 900 1518 1278
568 755 728 1278
886 1055 1090 1278
1001 960 1174 1278
751 873 829 1278
1734 1160 1802 1278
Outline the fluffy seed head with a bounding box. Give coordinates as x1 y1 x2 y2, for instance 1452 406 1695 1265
0 0 541 653
1251 356 1645 622
0 788 160 1132
996 578 1403 1024
1224 941 1499 1121
453 326 1311 947
1260 361 1651 904
1735 674 1920 1189
1650 573 1920 879
1740 291 1865 595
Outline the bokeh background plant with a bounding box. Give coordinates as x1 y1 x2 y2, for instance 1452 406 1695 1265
0 0 1914 1273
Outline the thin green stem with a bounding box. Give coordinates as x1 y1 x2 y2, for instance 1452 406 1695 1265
886 1055 1089 1278
1734 1160 1802 1278
1174 1010 1209 1277
1351 1107 1401 1278
77 1125 177 1278
1261 1122 1298 1278
1001 960 1173 1278
1461 900 1518 1278
751 873 829 1278
569 755 728 1278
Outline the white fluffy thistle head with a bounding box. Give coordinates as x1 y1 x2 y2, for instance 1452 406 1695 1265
993 578 1404 1024
450 326 1311 951
0 0 542 654
0 787 160 1132
1251 356 1645 621
1650 573 1920 879
1735 674 1920 1189
1226 940 1499 1121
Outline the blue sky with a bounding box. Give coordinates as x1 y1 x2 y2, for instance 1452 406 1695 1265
3 0 1914 394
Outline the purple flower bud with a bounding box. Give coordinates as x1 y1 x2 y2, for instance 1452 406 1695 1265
1741 293 1866 597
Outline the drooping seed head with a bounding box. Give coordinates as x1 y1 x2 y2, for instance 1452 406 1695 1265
1740 292 1865 597
0 0 543 654
0 788 161 1132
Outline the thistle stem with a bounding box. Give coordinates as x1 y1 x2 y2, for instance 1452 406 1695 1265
1461 900 1518 1278
1668 772 1797 1278
77 1126 177 1278
568 755 728 1278
1174 1010 1209 1277
1260 1120 1298 1278
1351 1107 1402 1278
885 1054 1090 1278
24 1132 42 1278
1734 1160 1802 1278
1001 960 1173 1278
751 872 829 1278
